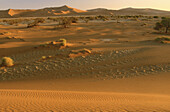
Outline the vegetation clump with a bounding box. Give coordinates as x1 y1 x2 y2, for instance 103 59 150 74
1 57 14 67
59 18 72 28
80 48 92 54
58 39 67 46
27 18 45 28
69 48 91 58
71 48 91 54
154 18 170 33
153 16 159 19
38 39 67 48
27 22 39 28
155 37 170 43
41 56 47 60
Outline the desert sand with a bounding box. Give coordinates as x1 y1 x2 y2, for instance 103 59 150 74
0 73 170 111
0 15 170 111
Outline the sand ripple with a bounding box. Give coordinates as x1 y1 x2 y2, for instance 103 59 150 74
0 89 170 112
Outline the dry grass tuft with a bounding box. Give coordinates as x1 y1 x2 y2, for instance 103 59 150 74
1 57 14 67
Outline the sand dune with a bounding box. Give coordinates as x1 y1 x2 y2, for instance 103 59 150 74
1 5 170 18
0 73 170 111
0 5 86 18
8 9 36 17
0 89 170 112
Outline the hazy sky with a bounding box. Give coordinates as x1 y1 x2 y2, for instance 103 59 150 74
0 0 169 11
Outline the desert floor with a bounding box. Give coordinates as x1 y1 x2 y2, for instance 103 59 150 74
0 19 170 111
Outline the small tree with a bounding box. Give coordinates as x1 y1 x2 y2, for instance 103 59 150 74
154 18 170 33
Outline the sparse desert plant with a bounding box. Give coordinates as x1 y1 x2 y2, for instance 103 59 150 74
2 19 24 25
27 21 39 28
80 48 91 54
97 15 109 21
48 17 59 22
84 19 89 23
41 56 52 60
70 17 78 23
155 37 170 42
154 18 170 33
153 16 159 19
59 18 72 28
41 56 47 60
5 36 16 39
39 44 47 47
141 23 147 26
69 48 91 58
1 57 14 67
58 39 67 46
27 18 45 28
80 17 89 23
161 17 166 20
34 18 45 23
85 16 95 21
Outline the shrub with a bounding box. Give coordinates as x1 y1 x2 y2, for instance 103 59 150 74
34 18 45 23
155 37 170 42
161 17 166 20
85 16 95 20
2 19 25 25
59 18 72 28
84 19 89 23
58 39 67 46
70 17 78 23
27 22 39 28
48 17 59 22
1 57 14 67
27 18 45 28
70 49 91 55
154 18 170 33
153 16 159 19
97 15 109 21
41 56 46 60
80 48 91 54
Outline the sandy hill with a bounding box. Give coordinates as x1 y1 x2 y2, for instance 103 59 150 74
0 9 36 18
18 5 86 17
87 7 170 16
0 5 86 18
0 6 170 18
86 8 114 15
8 9 36 17
87 8 112 12
115 7 170 15
0 10 12 18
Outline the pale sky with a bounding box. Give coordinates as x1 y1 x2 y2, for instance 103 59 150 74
0 0 169 11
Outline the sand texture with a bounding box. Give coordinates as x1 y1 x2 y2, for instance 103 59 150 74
0 72 170 112
0 16 170 111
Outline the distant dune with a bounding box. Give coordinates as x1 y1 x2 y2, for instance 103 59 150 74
8 9 36 17
116 7 170 15
0 5 170 18
0 5 86 18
